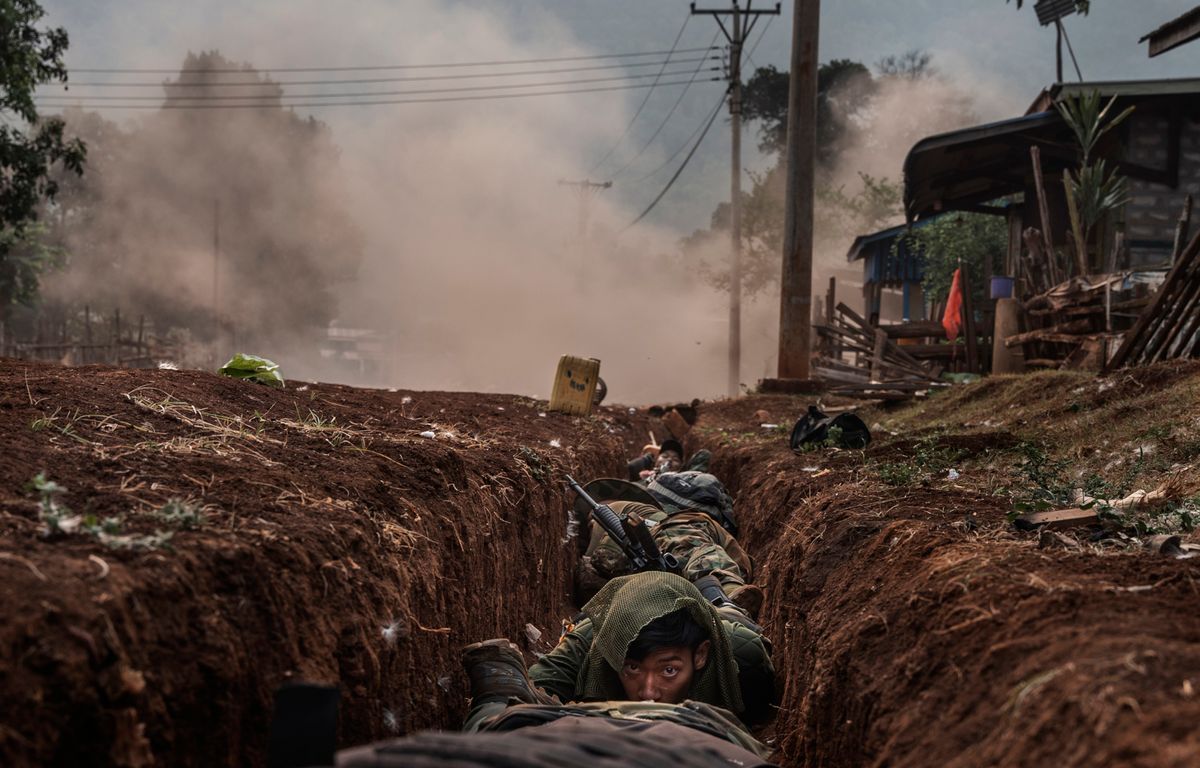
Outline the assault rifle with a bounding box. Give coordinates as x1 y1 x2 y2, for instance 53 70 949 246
566 475 679 574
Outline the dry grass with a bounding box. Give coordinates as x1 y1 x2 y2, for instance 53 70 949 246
125 386 284 446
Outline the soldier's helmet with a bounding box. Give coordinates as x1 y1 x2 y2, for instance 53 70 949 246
645 472 737 535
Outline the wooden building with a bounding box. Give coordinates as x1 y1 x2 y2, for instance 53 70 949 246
903 78 1200 287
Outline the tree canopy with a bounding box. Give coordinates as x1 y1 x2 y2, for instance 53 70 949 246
0 0 86 315
741 59 873 162
39 51 364 349
896 213 1008 310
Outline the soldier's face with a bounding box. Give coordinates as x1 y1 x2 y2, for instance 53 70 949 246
656 450 682 473
618 641 710 703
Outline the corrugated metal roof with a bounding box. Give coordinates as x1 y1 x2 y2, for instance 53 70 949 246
846 217 938 263
902 111 1067 222
905 78 1200 222
1139 7 1200 57
1028 77 1200 113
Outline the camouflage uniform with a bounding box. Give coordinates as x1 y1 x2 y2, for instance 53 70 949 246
578 470 750 603
379 701 775 767
537 573 772 724
582 501 752 601
463 573 775 732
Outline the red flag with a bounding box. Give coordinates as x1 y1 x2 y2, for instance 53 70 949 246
942 268 963 341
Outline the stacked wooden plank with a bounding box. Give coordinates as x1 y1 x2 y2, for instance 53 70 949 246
1002 272 1140 369
1109 228 1200 368
814 303 945 401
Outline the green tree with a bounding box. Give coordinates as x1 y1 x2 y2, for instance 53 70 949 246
897 213 1008 311
742 59 873 163
690 58 878 298
695 49 973 301
41 52 363 349
819 173 903 243
0 0 86 319
875 50 933 80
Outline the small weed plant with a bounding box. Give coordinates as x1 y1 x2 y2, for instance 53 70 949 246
997 442 1194 534
1106 497 1200 537
797 425 845 452
518 446 550 482
875 434 964 487
153 499 206 530
30 472 75 534
28 475 202 549
992 441 1076 521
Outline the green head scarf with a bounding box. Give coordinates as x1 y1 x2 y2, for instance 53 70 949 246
578 572 744 714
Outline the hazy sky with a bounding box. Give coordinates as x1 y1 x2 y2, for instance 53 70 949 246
44 1 1200 233
31 1 1200 399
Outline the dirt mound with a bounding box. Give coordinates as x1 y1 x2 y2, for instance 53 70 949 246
6 356 1200 767
695 363 1200 766
0 359 638 767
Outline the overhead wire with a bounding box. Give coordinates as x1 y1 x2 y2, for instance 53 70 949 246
64 46 719 75
586 16 692 174
36 67 712 103
625 93 725 230
635 91 725 183
608 29 722 180
48 55 716 89
626 14 774 187
742 14 776 72
34 78 718 111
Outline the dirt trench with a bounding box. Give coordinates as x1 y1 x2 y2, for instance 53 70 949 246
0 360 643 766
4 359 1200 767
693 378 1200 767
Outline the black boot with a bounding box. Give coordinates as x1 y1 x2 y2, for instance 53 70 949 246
461 639 554 707
693 575 764 632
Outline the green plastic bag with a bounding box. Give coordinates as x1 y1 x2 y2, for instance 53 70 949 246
218 353 285 387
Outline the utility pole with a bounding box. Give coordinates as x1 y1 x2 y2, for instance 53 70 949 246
557 179 613 239
212 198 220 350
1055 19 1064 82
691 1 780 396
778 0 819 380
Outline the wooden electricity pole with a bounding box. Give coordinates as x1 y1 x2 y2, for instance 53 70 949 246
777 0 819 379
691 1 780 396
212 199 221 348
557 179 613 238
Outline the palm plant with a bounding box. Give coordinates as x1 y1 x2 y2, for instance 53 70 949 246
1056 91 1134 273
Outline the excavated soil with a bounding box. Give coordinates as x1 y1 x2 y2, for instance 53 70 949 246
694 362 1200 767
0 359 644 766
5 357 1200 767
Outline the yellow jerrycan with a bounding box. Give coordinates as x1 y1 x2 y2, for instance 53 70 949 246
548 355 601 416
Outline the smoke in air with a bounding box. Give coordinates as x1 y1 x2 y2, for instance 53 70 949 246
38 1 1017 403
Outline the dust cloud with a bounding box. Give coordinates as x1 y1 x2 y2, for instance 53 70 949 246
740 62 1017 366
36 2 1018 403
37 0 738 404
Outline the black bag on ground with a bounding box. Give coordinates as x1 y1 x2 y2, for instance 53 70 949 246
789 406 871 451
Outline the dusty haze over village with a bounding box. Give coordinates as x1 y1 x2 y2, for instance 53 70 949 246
7 2 1200 767
30 0 1200 401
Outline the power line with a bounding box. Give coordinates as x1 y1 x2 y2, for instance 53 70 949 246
35 78 718 111
48 56 717 89
635 91 726 183
743 14 776 72
691 0 782 397
64 46 720 75
625 93 725 230
609 29 721 179
587 16 692 174
36 68 712 103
